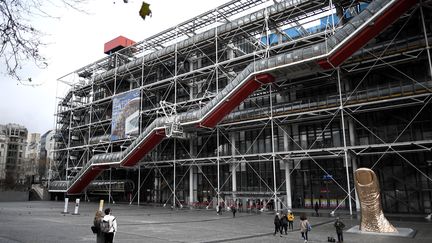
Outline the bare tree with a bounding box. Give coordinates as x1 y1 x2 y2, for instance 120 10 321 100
0 0 87 84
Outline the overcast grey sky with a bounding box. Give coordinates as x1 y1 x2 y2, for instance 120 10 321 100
0 0 232 134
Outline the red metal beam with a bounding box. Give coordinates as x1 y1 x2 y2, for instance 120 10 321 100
121 129 166 167
67 167 104 194
199 73 275 128
317 0 417 69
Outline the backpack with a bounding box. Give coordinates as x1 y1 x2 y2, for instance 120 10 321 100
100 219 111 233
288 213 294 221
307 222 312 232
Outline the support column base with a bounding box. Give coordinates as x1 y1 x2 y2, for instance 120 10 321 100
346 226 416 238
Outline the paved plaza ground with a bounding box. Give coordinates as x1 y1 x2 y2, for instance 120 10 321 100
0 201 431 243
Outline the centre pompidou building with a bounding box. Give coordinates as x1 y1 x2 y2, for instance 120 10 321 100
50 0 432 214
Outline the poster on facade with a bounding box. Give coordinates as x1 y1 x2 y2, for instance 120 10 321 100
111 90 140 141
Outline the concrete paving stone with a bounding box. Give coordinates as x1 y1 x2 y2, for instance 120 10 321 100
0 201 431 243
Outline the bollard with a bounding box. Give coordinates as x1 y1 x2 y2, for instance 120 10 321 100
62 198 69 214
72 198 80 215
99 200 104 212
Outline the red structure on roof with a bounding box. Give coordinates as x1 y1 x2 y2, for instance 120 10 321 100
104 36 136 54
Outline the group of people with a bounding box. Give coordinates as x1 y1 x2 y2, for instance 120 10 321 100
273 211 345 243
93 208 118 243
273 210 295 236
91 206 345 243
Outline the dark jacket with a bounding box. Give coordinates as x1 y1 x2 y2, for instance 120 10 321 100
334 220 345 234
274 216 281 226
280 214 288 225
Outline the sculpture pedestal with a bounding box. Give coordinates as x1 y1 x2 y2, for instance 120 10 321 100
346 225 416 238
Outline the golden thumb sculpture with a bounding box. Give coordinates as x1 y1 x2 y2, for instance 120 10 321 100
354 168 397 233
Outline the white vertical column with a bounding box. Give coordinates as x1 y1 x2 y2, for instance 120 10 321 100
351 157 360 211
284 127 293 209
193 167 198 203
270 84 278 212
173 138 176 209
231 133 237 196
217 128 220 206
285 161 292 209
173 26 178 209
154 169 160 203
348 117 360 211
189 139 195 206
215 12 220 207
337 68 353 215
189 165 194 207
232 163 237 194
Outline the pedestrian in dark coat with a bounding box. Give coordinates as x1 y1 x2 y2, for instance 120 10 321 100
280 213 288 234
273 214 282 237
232 206 237 218
334 217 345 242
314 202 320 216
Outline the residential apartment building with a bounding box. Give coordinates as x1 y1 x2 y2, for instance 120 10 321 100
40 130 55 182
0 133 8 181
0 124 28 186
25 133 41 182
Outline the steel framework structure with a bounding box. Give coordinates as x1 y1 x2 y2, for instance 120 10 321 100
50 0 432 214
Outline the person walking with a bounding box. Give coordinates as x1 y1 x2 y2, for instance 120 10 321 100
287 210 295 231
334 217 345 242
314 201 320 217
273 213 282 237
93 210 105 243
231 205 237 218
102 208 118 243
217 204 222 215
300 213 310 243
280 213 288 234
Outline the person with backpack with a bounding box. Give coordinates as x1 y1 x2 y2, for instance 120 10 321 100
300 213 311 243
334 217 345 242
101 208 117 243
92 210 105 243
287 210 295 231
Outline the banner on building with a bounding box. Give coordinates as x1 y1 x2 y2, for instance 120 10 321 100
111 90 140 141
